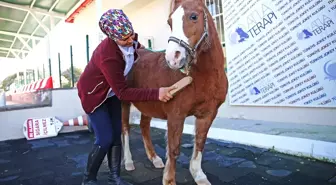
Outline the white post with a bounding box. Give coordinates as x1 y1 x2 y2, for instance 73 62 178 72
0 89 6 107
46 15 54 79
16 71 20 86
95 0 105 45
23 68 27 85
32 39 38 81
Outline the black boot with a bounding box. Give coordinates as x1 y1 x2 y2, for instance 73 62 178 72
82 145 107 185
107 145 133 185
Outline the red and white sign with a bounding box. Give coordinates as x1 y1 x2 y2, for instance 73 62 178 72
23 117 63 140
23 115 90 140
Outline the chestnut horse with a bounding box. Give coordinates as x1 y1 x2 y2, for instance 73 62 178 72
121 0 228 184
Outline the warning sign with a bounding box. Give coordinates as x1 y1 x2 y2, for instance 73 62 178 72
23 117 63 140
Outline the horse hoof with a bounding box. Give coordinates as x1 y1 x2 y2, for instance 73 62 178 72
152 156 165 168
125 162 135 171
196 178 211 185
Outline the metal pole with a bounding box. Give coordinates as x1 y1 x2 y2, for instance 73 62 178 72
36 68 40 80
32 70 35 81
86 34 90 64
23 68 27 85
48 58 52 77
58 53 62 88
70 45 75 87
42 64 45 78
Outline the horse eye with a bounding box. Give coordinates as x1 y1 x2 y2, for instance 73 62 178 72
190 13 198 21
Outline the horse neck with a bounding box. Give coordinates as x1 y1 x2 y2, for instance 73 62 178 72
193 22 225 75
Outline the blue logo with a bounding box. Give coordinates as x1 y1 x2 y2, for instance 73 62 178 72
228 5 278 45
297 29 313 40
236 27 249 43
324 60 336 81
250 87 261 95
229 27 249 45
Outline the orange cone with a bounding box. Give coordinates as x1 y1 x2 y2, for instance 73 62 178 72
63 115 89 126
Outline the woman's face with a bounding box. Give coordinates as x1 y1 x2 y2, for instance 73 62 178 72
115 33 135 47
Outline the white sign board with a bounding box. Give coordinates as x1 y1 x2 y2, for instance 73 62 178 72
224 0 336 107
23 117 63 140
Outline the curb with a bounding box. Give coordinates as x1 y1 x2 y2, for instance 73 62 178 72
132 119 336 163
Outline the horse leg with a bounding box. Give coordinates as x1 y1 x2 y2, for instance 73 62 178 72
189 111 217 185
163 117 185 185
139 114 165 168
121 102 135 171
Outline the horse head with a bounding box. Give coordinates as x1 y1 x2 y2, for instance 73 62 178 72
165 0 211 71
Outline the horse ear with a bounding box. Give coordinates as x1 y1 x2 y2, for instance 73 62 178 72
171 0 183 11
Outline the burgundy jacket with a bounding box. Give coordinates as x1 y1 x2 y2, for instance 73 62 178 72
77 34 159 114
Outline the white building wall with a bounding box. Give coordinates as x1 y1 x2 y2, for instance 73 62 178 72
123 0 172 50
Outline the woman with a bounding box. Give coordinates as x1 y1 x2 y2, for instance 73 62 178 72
77 9 176 185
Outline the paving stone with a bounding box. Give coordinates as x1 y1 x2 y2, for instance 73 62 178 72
330 176 336 183
175 163 194 183
0 175 20 182
27 139 55 149
255 152 286 166
278 172 328 185
217 147 242 156
252 165 288 182
203 150 246 167
181 143 193 149
0 159 10 164
225 143 269 155
202 161 251 182
266 169 292 177
68 153 89 168
228 148 257 162
270 154 336 180
238 161 257 168
71 139 91 145
124 162 162 183
231 173 280 185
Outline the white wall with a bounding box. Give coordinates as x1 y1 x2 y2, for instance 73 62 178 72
123 0 172 50
0 89 86 141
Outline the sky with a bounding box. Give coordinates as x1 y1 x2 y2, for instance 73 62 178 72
0 58 23 82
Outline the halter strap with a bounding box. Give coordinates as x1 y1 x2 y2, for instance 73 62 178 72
167 9 209 75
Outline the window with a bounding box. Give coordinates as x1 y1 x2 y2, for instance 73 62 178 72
205 0 227 72
205 0 225 46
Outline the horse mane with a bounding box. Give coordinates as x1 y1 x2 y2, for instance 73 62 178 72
169 0 174 14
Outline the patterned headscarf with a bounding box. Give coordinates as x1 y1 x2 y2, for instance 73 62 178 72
99 9 134 41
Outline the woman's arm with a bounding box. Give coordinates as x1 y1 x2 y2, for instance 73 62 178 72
98 57 159 101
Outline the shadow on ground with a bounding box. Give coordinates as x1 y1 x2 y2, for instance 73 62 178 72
0 125 335 185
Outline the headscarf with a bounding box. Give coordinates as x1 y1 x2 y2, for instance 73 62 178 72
98 9 134 41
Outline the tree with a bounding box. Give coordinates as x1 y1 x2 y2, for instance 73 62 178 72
61 67 82 88
0 73 18 91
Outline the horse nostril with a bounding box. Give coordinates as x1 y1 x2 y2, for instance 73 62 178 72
174 51 181 59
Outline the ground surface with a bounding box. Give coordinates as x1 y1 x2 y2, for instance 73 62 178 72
0 125 335 185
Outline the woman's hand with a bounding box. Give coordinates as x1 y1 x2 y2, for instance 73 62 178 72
159 86 177 102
